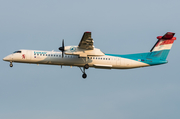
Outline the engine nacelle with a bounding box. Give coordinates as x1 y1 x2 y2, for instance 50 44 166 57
64 46 104 57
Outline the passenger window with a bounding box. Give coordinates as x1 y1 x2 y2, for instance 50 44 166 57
37 54 39 56
51 54 53 56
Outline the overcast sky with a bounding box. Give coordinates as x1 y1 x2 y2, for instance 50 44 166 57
0 0 180 119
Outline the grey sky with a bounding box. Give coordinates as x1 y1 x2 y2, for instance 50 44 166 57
0 0 180 119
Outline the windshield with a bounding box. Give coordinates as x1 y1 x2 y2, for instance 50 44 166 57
13 51 22 53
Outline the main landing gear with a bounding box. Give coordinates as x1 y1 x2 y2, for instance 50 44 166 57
84 64 89 69
82 73 87 79
79 64 89 79
10 62 13 67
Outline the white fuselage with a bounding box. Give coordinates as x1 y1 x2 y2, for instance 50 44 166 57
3 50 150 69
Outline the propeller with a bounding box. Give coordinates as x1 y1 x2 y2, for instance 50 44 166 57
59 39 65 58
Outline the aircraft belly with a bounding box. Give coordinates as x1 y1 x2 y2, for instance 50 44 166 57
115 58 149 69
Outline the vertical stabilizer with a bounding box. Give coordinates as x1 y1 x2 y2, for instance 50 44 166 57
149 32 176 60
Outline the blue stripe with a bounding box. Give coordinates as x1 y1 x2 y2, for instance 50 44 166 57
105 50 170 66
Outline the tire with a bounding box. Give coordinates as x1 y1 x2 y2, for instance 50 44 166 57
10 64 13 67
84 64 89 69
82 73 87 79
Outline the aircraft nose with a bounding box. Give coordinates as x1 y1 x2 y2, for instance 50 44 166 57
3 57 7 61
3 56 11 61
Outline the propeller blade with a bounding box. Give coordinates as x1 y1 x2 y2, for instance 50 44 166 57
62 39 64 48
58 39 65 58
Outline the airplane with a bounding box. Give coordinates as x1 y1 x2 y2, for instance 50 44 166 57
3 32 176 79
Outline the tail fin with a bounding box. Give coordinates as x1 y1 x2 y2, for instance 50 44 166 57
149 32 176 60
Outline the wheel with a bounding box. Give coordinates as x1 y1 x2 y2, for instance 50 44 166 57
84 64 89 69
10 63 13 67
82 73 87 79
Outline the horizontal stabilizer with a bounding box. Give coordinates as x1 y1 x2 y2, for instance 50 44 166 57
162 32 175 39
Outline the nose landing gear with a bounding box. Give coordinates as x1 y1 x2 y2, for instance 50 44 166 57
10 62 13 67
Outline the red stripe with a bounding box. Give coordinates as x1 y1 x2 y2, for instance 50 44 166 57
155 39 175 47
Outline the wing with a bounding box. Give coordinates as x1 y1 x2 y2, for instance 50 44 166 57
78 32 94 50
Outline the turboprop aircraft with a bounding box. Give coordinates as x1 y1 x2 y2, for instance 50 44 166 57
3 32 176 78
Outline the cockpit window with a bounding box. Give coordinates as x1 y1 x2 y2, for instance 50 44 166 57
13 51 21 53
